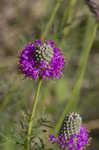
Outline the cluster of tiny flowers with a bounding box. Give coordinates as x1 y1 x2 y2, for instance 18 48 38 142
49 113 90 150
49 127 89 150
19 40 65 81
59 112 82 139
86 0 99 21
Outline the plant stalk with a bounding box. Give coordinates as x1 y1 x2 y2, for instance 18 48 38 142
55 17 98 135
62 0 77 36
26 79 42 150
41 0 63 40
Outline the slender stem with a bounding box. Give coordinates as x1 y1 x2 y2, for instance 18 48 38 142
40 0 63 40
62 0 77 35
62 0 76 25
26 79 42 150
55 17 98 135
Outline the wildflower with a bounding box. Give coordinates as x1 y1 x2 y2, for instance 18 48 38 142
86 0 99 21
49 112 90 150
19 40 65 81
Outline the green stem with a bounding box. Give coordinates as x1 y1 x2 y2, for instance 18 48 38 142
55 17 98 135
63 0 76 25
40 0 63 40
26 79 42 150
62 0 77 36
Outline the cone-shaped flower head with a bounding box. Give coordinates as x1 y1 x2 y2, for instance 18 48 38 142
49 112 90 150
86 0 99 21
59 112 82 139
19 40 65 81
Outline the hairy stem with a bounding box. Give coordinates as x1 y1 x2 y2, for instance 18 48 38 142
26 79 42 150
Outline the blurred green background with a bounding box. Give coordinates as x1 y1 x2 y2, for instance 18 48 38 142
0 0 99 149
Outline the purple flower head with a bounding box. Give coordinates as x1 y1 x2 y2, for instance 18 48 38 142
86 0 99 21
18 40 65 81
49 112 90 150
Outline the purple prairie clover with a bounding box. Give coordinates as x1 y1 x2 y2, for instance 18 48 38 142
86 0 99 21
49 112 90 150
18 40 65 81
